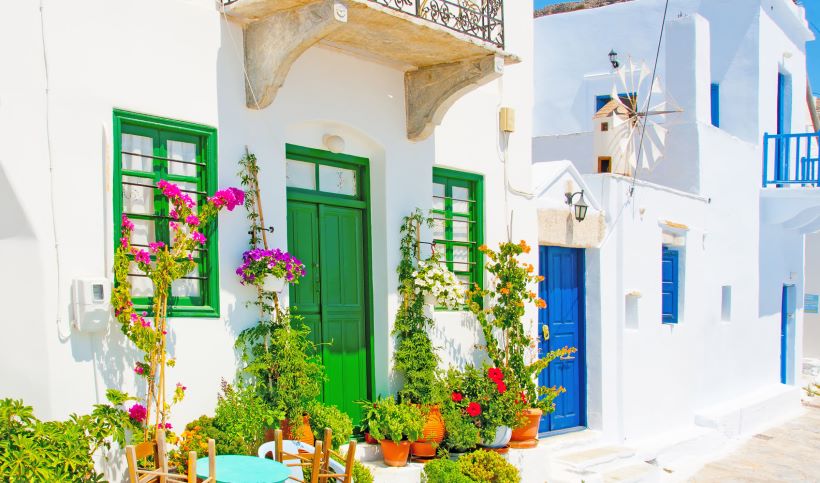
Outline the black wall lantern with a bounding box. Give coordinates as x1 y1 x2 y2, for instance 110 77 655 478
565 190 589 222
609 49 620 69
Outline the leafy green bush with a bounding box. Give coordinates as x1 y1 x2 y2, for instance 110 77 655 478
367 397 424 442
0 394 136 481
458 450 520 483
307 401 353 449
213 381 280 456
236 314 325 425
169 415 246 470
423 458 475 483
441 401 479 453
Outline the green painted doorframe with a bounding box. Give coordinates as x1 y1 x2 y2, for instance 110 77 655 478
284 144 374 419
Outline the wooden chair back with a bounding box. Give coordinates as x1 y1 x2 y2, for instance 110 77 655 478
273 428 325 483
314 435 356 483
125 430 216 483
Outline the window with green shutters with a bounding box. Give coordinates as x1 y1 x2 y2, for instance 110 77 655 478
432 168 484 296
113 110 219 318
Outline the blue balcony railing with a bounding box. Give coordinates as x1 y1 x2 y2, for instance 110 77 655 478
221 0 504 49
762 132 820 187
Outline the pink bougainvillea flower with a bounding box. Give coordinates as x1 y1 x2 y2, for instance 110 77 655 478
209 187 245 211
496 381 507 394
466 402 482 417
142 319 151 328
134 365 144 375
119 237 129 249
130 313 139 324
169 209 179 220
121 214 135 232
157 180 181 198
134 249 151 265
451 392 463 403
179 193 195 209
185 215 200 226
169 222 179 232
191 231 207 245
487 367 503 383
157 422 172 430
148 242 165 254
176 383 187 391
129 404 147 423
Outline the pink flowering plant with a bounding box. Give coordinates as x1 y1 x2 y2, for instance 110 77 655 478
235 248 306 287
112 181 243 437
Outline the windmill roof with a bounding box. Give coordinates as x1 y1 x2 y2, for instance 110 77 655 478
593 99 630 119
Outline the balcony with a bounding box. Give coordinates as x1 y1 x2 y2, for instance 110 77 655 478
762 132 820 188
220 0 514 139
761 132 820 234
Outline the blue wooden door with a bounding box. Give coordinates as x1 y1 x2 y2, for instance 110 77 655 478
538 246 585 434
781 284 796 385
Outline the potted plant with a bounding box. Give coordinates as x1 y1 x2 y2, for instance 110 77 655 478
467 241 576 448
445 366 524 449
411 253 465 310
440 399 480 455
367 398 424 467
358 396 385 444
236 247 306 292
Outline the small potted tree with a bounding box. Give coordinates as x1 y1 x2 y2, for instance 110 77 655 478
367 398 424 467
467 241 575 448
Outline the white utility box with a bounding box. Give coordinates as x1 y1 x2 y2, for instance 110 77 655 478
71 278 111 333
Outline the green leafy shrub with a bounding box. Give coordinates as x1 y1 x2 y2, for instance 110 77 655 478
213 381 280 455
458 450 520 483
351 459 375 483
367 397 424 442
236 314 325 426
445 366 524 443
0 395 136 481
423 458 475 483
169 415 245 470
307 401 353 449
441 401 479 453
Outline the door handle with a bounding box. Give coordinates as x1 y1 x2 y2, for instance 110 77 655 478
542 325 549 341
560 354 575 361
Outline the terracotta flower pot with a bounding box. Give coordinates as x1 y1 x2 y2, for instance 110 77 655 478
411 405 445 458
380 439 412 467
511 408 543 442
364 432 378 445
280 415 314 445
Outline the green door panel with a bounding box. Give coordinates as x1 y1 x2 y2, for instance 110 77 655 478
318 205 368 422
287 202 321 316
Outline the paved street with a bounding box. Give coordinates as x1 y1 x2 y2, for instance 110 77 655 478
691 401 820 482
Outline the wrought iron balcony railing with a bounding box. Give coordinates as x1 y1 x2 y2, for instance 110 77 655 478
222 0 505 49
763 132 820 188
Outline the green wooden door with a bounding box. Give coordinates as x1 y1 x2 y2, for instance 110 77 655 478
287 202 368 421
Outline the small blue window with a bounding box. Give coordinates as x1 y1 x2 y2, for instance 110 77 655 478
710 83 720 127
662 246 679 324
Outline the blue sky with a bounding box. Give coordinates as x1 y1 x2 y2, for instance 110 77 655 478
533 1 820 94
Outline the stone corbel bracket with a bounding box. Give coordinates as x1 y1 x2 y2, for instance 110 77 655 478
405 54 504 141
244 0 348 108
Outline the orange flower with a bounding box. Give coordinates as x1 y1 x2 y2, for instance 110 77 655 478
536 298 547 308
519 240 531 253
500 288 510 295
478 244 488 252
516 301 524 307
528 291 537 299
527 264 534 273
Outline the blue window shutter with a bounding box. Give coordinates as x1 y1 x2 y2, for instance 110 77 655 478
710 83 720 127
662 247 679 323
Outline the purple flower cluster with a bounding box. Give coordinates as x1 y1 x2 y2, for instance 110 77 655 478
236 248 306 285
209 188 245 211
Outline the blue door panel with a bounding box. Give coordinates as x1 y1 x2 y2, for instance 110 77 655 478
538 246 585 435
781 285 796 384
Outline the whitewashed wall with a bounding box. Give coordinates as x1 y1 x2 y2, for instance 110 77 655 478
532 0 812 444
805 232 820 360
0 0 535 460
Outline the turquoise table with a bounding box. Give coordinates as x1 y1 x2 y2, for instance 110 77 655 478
195 455 290 483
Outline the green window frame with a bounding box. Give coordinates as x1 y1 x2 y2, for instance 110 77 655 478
113 109 220 318
432 167 484 298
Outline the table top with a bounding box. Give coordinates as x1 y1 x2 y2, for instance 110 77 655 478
195 455 290 483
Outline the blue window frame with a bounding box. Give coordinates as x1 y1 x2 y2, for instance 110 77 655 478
710 83 720 127
662 246 679 324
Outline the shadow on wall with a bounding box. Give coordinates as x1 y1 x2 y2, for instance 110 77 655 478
0 162 36 240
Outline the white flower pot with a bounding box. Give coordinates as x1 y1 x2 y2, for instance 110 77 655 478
480 425 512 448
262 275 287 293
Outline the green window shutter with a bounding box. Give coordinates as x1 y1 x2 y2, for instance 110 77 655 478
113 110 220 318
431 167 484 299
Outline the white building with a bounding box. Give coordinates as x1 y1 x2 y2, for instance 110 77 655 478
531 0 818 470
0 0 538 477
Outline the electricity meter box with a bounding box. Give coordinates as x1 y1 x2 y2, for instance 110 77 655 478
71 279 112 333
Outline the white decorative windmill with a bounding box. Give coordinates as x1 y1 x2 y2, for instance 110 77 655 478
593 58 682 176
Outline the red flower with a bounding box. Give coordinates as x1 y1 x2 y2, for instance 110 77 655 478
466 402 482 417
451 392 464 403
519 392 527 404
487 367 503 382
496 381 507 394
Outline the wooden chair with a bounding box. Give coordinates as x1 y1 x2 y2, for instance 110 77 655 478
125 429 216 483
269 428 324 482
315 428 357 483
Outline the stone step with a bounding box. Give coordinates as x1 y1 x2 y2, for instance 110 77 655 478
361 460 424 483
602 462 662 483
555 445 637 471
